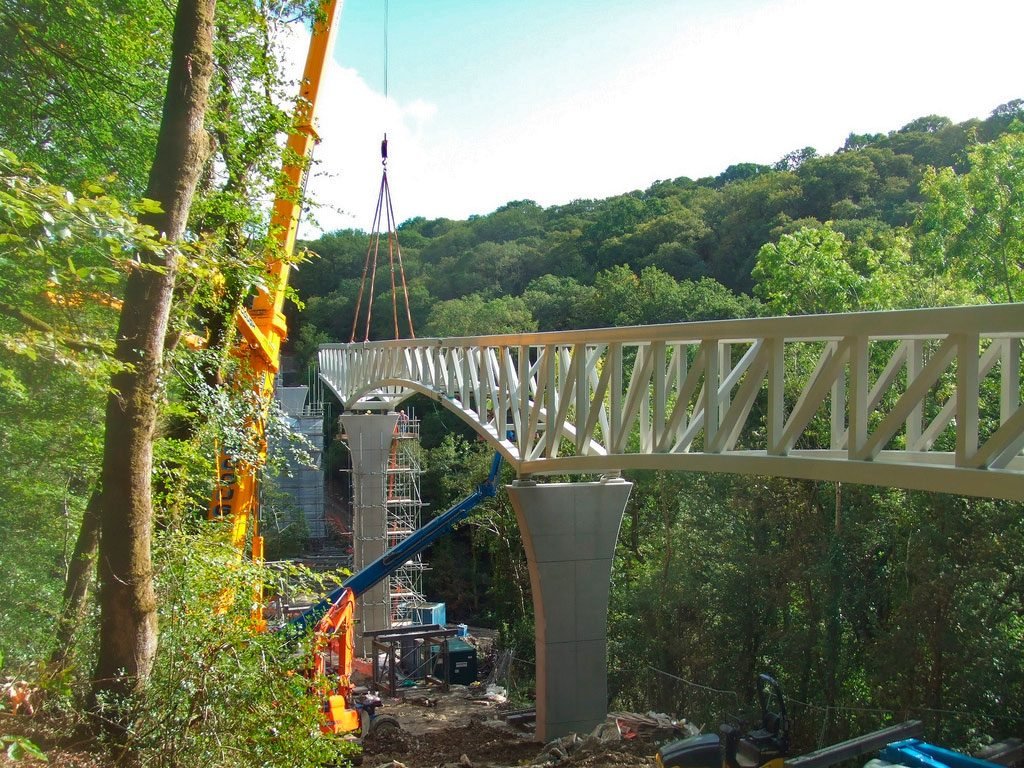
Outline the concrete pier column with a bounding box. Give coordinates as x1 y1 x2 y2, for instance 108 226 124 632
507 478 632 742
340 413 399 655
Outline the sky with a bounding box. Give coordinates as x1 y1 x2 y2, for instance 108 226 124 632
288 0 1024 237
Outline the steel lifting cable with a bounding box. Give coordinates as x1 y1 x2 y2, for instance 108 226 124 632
350 0 413 342
349 135 416 342
349 1 415 342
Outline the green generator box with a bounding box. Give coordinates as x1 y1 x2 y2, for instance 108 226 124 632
430 639 478 685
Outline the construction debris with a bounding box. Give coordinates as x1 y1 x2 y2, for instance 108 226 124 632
363 687 667 768
609 711 699 742
2 676 40 716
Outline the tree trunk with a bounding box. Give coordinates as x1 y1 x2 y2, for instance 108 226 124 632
92 0 216 708
50 489 101 671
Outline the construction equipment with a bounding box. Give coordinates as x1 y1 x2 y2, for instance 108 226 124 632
206 0 344 613
657 674 790 768
656 676 934 768
194 0 483 737
786 722 925 768
289 451 504 735
877 740 1005 768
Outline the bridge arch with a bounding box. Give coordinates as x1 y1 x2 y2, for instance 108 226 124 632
319 375 523 462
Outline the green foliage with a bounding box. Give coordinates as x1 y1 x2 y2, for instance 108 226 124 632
423 293 537 336
0 149 157 666
754 225 863 314
0 148 162 375
1 735 48 762
753 219 985 316
0 0 170 193
104 526 360 767
916 129 1024 302
610 471 1024 749
420 436 533 653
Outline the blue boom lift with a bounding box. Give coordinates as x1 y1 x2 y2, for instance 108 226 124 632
290 451 504 735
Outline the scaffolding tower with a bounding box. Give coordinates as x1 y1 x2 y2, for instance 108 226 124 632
274 374 327 547
386 414 426 624
344 411 426 629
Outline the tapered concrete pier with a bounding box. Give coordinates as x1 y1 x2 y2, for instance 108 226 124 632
507 478 632 742
340 412 399 655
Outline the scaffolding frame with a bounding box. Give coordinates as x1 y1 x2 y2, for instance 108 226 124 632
344 410 426 630
274 371 328 547
386 413 426 624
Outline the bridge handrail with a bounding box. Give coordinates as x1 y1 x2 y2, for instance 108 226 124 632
318 304 1024 501
320 304 1023 350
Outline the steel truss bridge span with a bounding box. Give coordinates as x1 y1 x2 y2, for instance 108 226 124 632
318 304 1024 501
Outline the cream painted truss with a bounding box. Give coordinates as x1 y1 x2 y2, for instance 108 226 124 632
319 304 1024 500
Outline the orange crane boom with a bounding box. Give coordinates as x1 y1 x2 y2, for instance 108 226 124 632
208 0 344 603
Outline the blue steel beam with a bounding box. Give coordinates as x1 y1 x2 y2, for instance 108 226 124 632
881 740 1002 768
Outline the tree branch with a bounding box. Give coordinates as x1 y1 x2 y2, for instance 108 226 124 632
0 300 108 354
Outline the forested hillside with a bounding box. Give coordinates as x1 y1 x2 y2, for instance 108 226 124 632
295 104 1024 751
291 103 1023 356
0 0 1021 760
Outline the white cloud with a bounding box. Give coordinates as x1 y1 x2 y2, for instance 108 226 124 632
280 25 442 236
285 0 1023 236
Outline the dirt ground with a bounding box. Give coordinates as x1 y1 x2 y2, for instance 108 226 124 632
0 685 675 768
0 714 105 767
360 685 666 768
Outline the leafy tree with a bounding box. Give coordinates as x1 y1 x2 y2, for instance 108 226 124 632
423 294 537 336
900 115 954 134
754 225 863 314
981 99 1024 140
583 265 759 327
841 132 885 152
93 0 217 711
470 199 546 243
715 162 772 186
916 129 1024 303
0 0 169 192
0 151 148 669
431 239 538 299
774 146 818 172
596 205 710 280
522 274 599 331
702 171 803 291
796 152 880 222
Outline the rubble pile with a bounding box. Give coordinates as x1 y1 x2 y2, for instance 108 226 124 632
362 688 690 768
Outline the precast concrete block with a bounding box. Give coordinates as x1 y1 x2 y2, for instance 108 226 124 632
539 638 610 737
533 561 577 643
572 558 615 641
572 638 608 706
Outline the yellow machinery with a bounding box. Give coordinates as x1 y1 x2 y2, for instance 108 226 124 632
207 1 344 620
